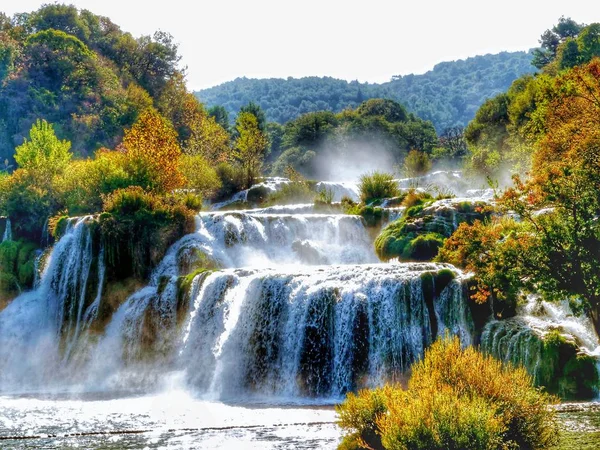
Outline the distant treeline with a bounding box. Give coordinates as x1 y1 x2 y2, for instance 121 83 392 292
196 51 536 132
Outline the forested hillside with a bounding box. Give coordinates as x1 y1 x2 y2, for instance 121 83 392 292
0 5 183 162
196 51 535 132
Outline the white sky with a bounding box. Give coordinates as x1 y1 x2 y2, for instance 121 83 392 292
3 1 600 90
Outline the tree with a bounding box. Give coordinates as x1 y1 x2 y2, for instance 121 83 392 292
179 154 221 197
437 126 468 159
208 105 230 131
184 110 231 164
442 58 600 335
15 119 72 176
403 149 432 178
239 101 266 133
122 109 184 193
233 112 268 187
532 17 585 69
356 98 408 122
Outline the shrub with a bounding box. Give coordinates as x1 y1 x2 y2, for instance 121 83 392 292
214 162 247 201
401 189 431 208
358 172 400 204
0 169 55 240
337 337 560 450
0 239 38 300
317 187 334 205
0 271 20 303
179 154 222 198
48 213 70 240
100 187 195 280
403 149 432 179
266 181 315 205
337 387 391 450
380 385 505 450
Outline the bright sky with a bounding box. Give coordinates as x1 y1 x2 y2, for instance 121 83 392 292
4 1 600 90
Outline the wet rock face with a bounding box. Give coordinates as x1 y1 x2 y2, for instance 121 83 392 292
481 297 600 399
375 199 491 262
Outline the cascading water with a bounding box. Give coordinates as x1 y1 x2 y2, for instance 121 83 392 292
481 296 600 395
194 211 379 267
0 208 476 400
2 217 12 242
2 176 596 448
179 264 472 400
0 216 104 391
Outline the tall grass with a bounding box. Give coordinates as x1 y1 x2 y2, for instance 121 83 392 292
358 172 400 204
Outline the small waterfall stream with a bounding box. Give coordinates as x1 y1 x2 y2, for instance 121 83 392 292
2 217 12 242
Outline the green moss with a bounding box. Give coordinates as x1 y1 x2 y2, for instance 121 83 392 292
0 271 19 303
403 233 445 261
561 354 599 399
178 268 212 295
0 241 19 273
375 216 446 262
0 240 38 291
405 204 426 218
435 268 456 293
51 215 70 239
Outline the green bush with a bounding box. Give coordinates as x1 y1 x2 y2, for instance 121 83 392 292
337 337 560 450
0 271 20 302
0 240 38 292
358 172 400 204
100 187 196 280
266 181 315 205
214 162 247 201
403 233 445 261
0 241 19 273
375 218 445 261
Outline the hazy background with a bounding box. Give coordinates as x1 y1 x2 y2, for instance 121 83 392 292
4 1 600 90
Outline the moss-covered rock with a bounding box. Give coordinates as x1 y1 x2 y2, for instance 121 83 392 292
100 187 196 281
0 239 39 304
481 321 600 399
375 199 491 261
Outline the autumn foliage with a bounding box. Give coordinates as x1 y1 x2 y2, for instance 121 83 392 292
122 109 185 193
337 337 558 450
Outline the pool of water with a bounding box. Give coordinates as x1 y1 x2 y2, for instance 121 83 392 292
2 393 600 449
0 391 340 449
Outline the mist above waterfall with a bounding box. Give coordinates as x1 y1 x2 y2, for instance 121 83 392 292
312 140 399 181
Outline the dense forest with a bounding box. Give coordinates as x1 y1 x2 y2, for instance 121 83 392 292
196 51 535 132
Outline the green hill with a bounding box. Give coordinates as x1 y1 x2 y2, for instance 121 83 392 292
196 51 535 132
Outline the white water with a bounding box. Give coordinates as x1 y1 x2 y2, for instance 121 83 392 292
2 217 11 242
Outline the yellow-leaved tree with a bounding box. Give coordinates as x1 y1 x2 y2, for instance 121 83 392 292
234 112 268 188
122 109 184 193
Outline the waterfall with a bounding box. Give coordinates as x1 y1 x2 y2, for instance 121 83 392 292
315 181 360 202
0 207 475 399
0 217 103 390
178 264 472 399
194 211 378 268
2 218 12 242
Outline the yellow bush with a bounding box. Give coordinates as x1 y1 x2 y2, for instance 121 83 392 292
337 337 559 450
